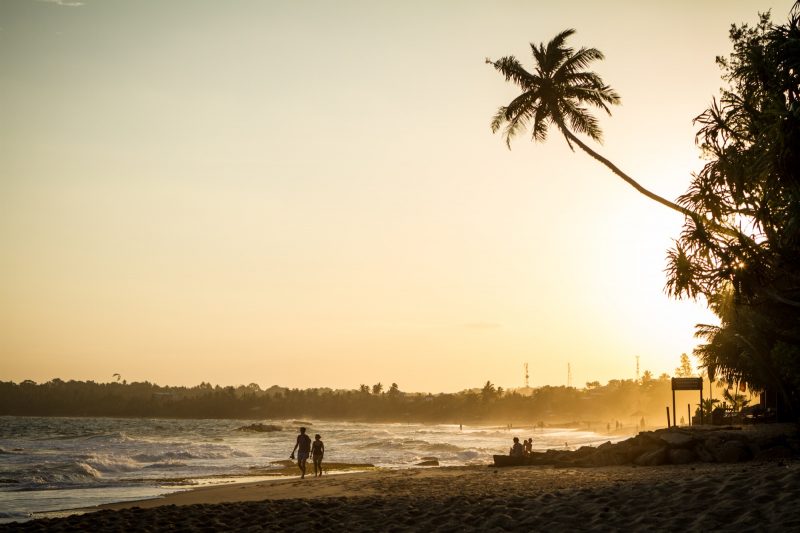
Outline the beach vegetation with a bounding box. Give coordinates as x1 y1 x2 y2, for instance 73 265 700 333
697 398 721 420
481 380 498 402
674 354 695 378
488 4 800 419
667 6 800 418
0 377 678 426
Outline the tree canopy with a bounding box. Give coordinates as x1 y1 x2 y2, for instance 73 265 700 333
666 6 800 417
487 4 800 418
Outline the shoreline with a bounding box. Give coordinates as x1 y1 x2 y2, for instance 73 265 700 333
6 460 799 531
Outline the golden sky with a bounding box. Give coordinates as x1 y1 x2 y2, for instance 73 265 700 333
1 0 795 392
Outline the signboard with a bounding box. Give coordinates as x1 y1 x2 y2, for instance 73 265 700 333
672 377 703 391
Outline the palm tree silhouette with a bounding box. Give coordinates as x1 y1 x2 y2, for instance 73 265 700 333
486 29 692 217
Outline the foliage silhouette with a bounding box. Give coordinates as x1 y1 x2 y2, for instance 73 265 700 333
1 378 679 426
667 6 800 417
486 29 690 215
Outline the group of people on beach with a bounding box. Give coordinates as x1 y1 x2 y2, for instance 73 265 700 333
509 436 534 457
290 427 324 479
290 427 539 478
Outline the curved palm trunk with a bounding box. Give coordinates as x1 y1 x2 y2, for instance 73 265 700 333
564 131 693 218
565 132 757 246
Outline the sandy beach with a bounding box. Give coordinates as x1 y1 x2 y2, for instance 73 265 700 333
4 459 799 531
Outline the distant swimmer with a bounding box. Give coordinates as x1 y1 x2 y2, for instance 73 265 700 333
311 434 325 477
290 427 312 479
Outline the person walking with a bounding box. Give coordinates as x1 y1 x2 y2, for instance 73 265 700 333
290 427 312 479
311 434 325 477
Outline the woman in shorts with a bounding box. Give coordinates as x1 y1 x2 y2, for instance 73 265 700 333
311 434 325 477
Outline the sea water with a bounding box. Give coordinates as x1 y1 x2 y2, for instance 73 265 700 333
0 416 625 523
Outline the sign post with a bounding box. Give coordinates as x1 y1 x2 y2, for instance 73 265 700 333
671 377 704 426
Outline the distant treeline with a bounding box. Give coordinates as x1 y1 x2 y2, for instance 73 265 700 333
0 377 689 425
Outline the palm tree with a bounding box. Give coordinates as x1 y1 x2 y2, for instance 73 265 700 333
486 29 692 217
481 380 497 402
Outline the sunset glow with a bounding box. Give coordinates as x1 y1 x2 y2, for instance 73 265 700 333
1 0 794 392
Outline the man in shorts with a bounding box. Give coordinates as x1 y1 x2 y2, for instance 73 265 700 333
290 426 312 478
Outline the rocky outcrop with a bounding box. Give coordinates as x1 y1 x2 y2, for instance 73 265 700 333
511 424 800 468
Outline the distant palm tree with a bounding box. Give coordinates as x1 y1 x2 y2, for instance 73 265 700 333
486 29 692 217
481 380 497 402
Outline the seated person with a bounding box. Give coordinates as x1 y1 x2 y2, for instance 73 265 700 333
509 437 524 457
523 438 533 455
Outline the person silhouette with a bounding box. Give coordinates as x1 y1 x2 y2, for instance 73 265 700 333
510 437 524 457
290 427 312 478
311 434 325 477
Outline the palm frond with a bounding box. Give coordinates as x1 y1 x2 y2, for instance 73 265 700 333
531 105 550 142
555 47 605 78
489 28 619 148
486 56 537 89
561 100 603 141
541 29 577 73
490 106 508 134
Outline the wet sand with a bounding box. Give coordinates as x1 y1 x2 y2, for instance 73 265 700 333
4 460 800 531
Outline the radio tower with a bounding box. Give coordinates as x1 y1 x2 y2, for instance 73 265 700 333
524 363 529 388
567 362 572 388
636 355 640 382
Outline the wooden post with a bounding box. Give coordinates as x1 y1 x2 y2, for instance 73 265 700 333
666 406 671 428
672 390 677 427
700 387 704 425
687 404 691 426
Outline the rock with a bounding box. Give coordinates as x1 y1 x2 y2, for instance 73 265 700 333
694 443 715 462
634 447 668 466
509 424 798 468
583 449 628 467
573 446 596 458
715 440 751 463
656 430 695 448
416 459 439 466
668 448 696 465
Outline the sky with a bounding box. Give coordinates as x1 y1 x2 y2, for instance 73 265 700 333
1 0 796 393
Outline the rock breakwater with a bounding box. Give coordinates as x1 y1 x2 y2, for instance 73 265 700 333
521 424 800 467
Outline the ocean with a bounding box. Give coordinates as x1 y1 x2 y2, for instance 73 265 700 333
0 416 625 523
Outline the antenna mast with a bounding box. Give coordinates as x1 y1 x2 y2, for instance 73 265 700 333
567 362 572 388
524 362 529 388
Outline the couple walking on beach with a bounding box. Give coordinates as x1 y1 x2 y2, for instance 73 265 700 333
290 427 324 479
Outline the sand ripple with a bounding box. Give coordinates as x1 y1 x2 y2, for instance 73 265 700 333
4 461 799 531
